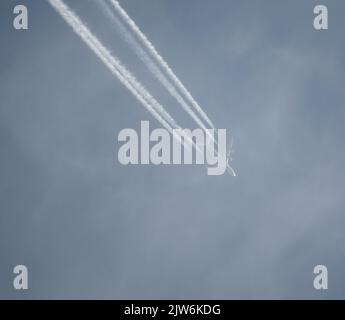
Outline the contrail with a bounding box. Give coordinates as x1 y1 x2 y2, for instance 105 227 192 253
97 0 214 139
47 0 196 153
107 0 216 130
48 0 235 175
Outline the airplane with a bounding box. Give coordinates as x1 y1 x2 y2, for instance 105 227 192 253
226 136 236 176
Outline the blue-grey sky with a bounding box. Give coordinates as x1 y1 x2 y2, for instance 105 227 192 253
1 0 345 299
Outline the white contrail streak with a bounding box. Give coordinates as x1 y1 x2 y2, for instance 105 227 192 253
47 0 196 153
98 0 214 139
108 0 216 130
